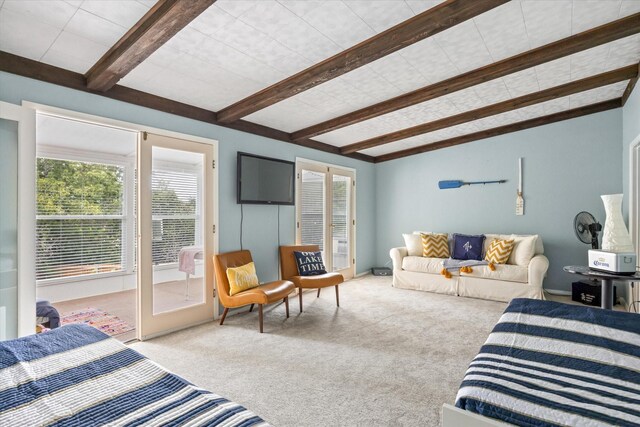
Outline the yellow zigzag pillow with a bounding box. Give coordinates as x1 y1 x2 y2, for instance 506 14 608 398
421 233 450 258
226 262 260 296
485 239 515 264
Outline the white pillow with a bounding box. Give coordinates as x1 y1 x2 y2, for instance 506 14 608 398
403 233 423 257
508 235 538 266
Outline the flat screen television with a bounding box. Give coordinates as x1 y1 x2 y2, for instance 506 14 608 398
237 152 295 205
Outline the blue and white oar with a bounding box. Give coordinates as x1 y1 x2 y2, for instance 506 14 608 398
438 179 506 189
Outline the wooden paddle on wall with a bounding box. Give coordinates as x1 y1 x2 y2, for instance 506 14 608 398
438 180 506 189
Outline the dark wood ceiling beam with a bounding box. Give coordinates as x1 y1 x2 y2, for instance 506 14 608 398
621 62 639 106
292 12 640 142
374 98 622 162
85 0 215 91
341 64 637 154
0 51 373 163
216 0 508 123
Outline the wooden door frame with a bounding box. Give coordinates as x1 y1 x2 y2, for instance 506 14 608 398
138 132 217 340
0 101 36 338
295 158 356 278
629 135 640 309
23 101 219 340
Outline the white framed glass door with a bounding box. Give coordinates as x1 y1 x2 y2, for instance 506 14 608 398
296 161 355 279
0 101 36 339
138 132 216 339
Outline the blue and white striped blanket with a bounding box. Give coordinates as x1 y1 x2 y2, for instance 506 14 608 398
0 324 269 426
455 298 640 427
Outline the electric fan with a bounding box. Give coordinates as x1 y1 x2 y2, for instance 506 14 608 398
573 211 602 249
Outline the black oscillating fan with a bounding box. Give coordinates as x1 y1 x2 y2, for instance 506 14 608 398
574 211 602 250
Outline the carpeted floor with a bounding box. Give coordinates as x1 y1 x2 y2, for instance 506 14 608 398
131 275 509 426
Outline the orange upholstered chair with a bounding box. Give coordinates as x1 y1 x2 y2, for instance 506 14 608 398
279 245 344 312
213 250 295 333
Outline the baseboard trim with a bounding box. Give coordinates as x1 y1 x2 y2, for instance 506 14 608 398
544 289 571 296
355 271 370 278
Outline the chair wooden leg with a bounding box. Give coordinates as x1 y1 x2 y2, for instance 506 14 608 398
317 288 321 297
284 297 289 318
335 285 340 307
258 304 264 333
249 303 254 313
299 289 303 313
220 307 229 325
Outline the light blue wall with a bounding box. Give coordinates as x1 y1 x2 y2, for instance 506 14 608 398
622 85 640 219
375 110 623 292
0 71 377 282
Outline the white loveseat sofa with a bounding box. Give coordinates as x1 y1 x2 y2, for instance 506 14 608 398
389 232 549 302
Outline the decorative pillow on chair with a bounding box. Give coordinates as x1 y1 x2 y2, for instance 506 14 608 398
452 234 485 261
226 262 260 296
420 233 450 258
484 238 515 264
293 251 327 276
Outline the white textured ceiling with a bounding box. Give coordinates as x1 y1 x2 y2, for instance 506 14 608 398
359 81 629 157
0 1 151 72
1 0 638 158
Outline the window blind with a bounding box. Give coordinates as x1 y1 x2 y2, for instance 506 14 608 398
151 168 199 266
36 158 126 280
300 170 325 251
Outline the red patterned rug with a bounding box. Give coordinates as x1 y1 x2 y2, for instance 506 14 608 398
61 307 134 336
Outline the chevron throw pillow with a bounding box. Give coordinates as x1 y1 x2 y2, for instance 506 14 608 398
421 233 450 258
484 238 515 264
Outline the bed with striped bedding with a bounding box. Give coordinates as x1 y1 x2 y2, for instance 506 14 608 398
0 324 268 426
455 298 640 427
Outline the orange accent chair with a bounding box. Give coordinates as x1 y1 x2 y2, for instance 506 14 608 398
213 250 295 333
279 245 344 313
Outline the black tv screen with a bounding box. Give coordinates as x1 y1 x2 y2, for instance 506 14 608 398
237 152 295 205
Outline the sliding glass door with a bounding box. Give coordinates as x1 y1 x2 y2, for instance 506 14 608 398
138 133 216 339
297 161 355 279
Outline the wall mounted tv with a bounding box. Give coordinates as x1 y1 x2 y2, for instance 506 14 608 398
237 152 295 205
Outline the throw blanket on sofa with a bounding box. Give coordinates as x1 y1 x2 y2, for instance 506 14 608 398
0 324 269 426
441 258 493 278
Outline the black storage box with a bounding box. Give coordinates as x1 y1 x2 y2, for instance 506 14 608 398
572 280 616 306
372 267 392 276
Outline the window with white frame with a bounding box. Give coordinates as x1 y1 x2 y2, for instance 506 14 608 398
35 152 201 281
36 156 129 281
151 165 200 266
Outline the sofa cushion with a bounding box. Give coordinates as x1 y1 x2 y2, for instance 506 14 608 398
452 234 485 260
402 256 456 275
484 238 515 264
461 263 528 283
482 234 542 264
508 235 539 266
414 231 454 254
421 233 450 258
403 233 423 257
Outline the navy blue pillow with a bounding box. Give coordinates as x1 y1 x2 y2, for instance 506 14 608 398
293 251 327 276
452 234 485 261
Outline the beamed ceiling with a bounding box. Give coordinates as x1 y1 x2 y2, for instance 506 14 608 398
0 0 639 163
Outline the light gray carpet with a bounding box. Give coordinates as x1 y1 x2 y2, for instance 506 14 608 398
131 275 508 426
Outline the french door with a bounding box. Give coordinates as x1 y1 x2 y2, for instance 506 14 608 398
0 102 35 339
138 132 216 339
296 161 355 279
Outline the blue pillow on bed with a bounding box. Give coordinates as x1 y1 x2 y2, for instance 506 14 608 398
293 251 327 276
452 234 485 261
